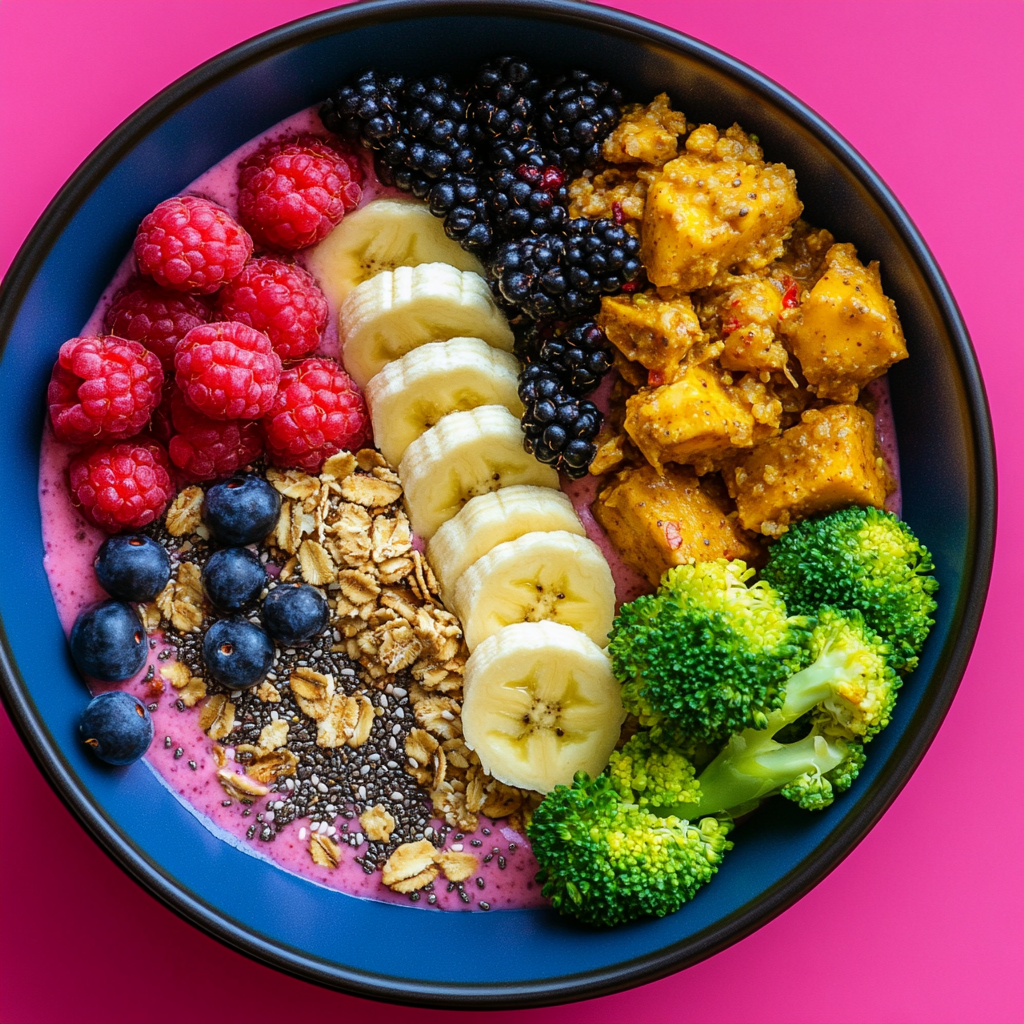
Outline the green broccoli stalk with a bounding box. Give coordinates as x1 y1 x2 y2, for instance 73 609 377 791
762 506 938 672
608 559 809 747
669 609 894 818
529 734 732 927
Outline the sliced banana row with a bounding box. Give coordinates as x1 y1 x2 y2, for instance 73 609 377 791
327 199 622 793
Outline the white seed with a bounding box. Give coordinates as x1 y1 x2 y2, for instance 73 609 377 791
451 843 464 852
299 827 307 840
440 710 454 721
392 687 408 697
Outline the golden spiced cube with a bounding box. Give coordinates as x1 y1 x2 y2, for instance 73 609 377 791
594 463 763 585
624 363 761 471
640 124 803 292
730 404 893 536
697 274 789 374
597 291 705 379
787 243 908 402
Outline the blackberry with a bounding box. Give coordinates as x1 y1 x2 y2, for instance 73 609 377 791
468 57 541 145
427 174 494 251
516 320 612 394
486 160 569 239
320 70 406 151
538 70 622 171
518 364 601 479
380 75 475 198
490 217 641 319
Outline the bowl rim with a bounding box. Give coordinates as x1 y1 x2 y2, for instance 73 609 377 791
0 0 997 1009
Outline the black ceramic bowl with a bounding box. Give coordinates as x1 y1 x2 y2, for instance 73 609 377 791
0 0 995 1009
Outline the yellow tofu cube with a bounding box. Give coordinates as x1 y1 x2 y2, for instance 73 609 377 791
624 363 764 471
640 124 803 292
601 93 689 167
730 403 893 536
787 243 908 401
597 291 705 380
594 463 764 585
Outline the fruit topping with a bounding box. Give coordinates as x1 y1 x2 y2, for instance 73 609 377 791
47 335 164 446
461 621 624 792
537 70 623 172
79 691 154 765
467 57 541 146
238 134 362 253
174 320 281 421
517 364 601 479
215 257 328 362
262 357 369 473
204 473 281 546
202 547 267 612
321 70 406 154
262 582 330 645
490 217 641 319
202 618 275 688
93 534 171 602
69 600 148 682
166 387 263 482
103 279 212 371
365 337 522 467
516 318 613 394
134 195 253 294
68 439 173 533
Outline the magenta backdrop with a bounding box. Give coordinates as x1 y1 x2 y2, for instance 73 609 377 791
1 2 1021 1021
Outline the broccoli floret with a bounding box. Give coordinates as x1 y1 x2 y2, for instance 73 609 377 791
672 611 891 818
609 559 809 746
762 506 938 672
607 732 701 809
528 768 733 927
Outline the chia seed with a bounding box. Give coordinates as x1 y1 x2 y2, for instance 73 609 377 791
173 747 184 759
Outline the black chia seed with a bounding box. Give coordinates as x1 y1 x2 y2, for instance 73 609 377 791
173 747 184 759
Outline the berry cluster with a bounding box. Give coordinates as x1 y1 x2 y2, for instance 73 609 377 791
322 57 633 286
515 319 612 479
51 141 370 530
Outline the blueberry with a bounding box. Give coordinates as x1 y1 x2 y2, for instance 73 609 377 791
93 534 171 602
79 691 154 765
69 600 148 682
262 583 329 645
202 547 266 612
202 618 274 689
204 474 281 546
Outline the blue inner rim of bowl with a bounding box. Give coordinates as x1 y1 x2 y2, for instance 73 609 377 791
0 2 988 1003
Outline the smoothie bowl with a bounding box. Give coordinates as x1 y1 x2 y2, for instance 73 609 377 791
0 0 995 1008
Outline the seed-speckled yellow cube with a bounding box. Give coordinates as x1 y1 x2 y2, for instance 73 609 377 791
593 463 763 585
786 243 908 401
640 124 803 292
730 403 893 536
597 291 705 379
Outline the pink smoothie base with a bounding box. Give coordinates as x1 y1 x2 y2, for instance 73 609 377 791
7 4 1021 1021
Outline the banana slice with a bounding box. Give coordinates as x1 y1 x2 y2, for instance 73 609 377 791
428 485 585 609
365 337 524 467
452 530 615 652
462 621 625 793
399 405 559 540
340 263 514 388
306 198 486 309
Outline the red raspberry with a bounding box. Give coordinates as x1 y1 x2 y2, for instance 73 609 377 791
134 196 253 294
262 358 369 473
174 321 281 421
237 134 362 251
167 387 263 482
216 257 328 362
48 336 164 446
69 439 174 533
104 278 212 370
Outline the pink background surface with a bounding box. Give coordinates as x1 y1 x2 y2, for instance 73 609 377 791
1 2 1021 1021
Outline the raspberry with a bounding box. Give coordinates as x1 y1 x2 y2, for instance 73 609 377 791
48 336 164 446
167 387 263 482
69 439 174 533
237 134 362 251
262 358 369 473
104 278 212 370
174 321 281 421
134 196 252 294
215 257 328 361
